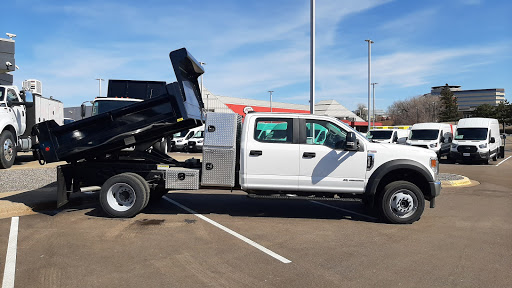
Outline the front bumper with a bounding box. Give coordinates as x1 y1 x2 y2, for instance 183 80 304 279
450 151 489 161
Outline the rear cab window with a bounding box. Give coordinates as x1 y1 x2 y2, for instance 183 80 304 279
254 118 293 143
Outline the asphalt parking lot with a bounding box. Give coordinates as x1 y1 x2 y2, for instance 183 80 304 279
1 145 512 287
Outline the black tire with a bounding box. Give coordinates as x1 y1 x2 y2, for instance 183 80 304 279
492 152 498 161
100 173 148 218
377 181 425 224
0 130 16 169
123 173 150 209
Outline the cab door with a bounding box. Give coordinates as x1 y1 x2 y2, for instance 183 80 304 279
243 117 300 191
298 118 367 193
7 89 26 136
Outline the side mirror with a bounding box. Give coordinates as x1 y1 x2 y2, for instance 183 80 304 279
81 104 86 118
490 137 495 143
344 132 359 151
20 91 34 107
440 136 445 143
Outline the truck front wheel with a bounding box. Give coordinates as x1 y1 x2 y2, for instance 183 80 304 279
0 130 16 169
100 173 149 218
378 181 425 224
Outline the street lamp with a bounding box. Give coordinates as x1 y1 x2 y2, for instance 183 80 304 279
199 61 206 111
95 78 104 97
310 0 315 114
268 91 274 112
371 82 378 127
365 39 374 133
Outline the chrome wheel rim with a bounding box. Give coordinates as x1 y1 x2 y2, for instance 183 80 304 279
389 189 418 218
3 138 14 162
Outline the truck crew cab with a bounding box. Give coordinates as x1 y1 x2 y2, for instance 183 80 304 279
33 48 440 224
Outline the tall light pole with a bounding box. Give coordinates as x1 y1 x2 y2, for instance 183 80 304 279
365 39 374 133
310 0 315 114
95 78 104 97
268 90 274 112
371 82 378 127
199 62 207 111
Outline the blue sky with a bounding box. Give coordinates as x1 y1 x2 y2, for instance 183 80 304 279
3 0 511 111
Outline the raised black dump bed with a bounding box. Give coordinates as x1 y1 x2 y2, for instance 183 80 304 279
34 48 205 164
32 48 206 211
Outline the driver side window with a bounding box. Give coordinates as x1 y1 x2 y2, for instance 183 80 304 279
305 120 347 149
7 90 18 102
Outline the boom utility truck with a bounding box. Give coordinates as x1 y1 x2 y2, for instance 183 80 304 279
0 79 63 168
33 48 441 224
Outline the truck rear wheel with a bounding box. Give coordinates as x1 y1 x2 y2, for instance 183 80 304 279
100 173 149 218
0 130 16 169
123 173 151 209
378 181 425 224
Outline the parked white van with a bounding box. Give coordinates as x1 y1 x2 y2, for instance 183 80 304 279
406 123 455 158
450 118 501 164
367 129 409 144
170 126 204 151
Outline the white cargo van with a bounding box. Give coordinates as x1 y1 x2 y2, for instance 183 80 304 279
367 129 409 144
170 126 204 151
406 123 455 158
450 118 501 164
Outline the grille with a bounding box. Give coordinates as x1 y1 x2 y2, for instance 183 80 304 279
457 145 477 153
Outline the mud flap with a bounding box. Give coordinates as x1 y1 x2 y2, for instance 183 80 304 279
57 165 71 208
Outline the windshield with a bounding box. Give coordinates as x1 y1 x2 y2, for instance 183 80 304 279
367 130 393 140
455 128 488 140
92 100 139 116
173 130 189 138
192 131 204 138
410 129 439 140
0 87 4 101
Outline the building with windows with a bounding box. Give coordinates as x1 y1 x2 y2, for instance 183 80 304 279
430 85 506 117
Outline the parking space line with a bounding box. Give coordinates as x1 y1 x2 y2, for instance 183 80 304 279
310 201 378 221
163 196 291 264
2 217 19 288
496 156 511 167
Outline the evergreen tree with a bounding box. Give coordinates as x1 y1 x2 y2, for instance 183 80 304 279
494 100 511 133
473 104 495 118
439 84 459 122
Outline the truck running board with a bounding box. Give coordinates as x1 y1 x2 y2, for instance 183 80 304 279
247 194 363 202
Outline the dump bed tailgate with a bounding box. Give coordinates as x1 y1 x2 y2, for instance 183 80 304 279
33 48 205 163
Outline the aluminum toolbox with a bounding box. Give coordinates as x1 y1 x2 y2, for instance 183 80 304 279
201 147 236 187
164 167 200 190
204 113 242 148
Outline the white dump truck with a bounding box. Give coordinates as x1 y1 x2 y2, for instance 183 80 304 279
33 48 441 224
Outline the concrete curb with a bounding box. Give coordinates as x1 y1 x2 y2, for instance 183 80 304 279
441 175 479 187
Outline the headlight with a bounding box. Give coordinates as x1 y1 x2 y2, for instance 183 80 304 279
197 139 203 143
429 143 438 148
176 140 182 143
451 143 458 149
405 141 411 145
479 143 487 148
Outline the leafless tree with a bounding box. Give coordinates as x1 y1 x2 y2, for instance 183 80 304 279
387 94 440 125
356 103 368 120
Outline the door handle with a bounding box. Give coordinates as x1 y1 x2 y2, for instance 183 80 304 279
250 150 262 156
303 152 316 158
